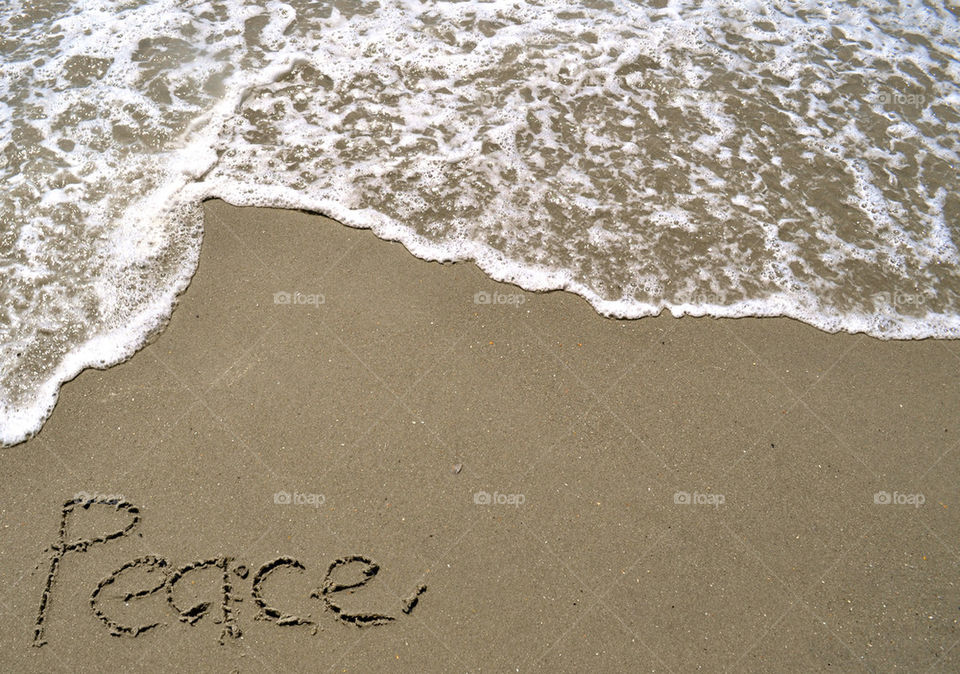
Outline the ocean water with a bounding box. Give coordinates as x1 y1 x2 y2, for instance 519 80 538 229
1 0 958 446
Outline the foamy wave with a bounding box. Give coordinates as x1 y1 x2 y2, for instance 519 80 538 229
1 0 958 445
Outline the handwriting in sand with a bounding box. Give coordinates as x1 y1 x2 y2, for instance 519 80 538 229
33 497 426 646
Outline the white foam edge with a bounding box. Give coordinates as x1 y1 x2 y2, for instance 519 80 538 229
0 211 202 448
208 179 960 341
5 177 958 448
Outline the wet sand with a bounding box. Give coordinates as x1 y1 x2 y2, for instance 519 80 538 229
1 199 958 671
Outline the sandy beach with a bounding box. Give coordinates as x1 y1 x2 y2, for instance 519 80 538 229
1 199 958 671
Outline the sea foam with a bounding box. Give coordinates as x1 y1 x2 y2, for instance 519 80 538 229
1 0 958 445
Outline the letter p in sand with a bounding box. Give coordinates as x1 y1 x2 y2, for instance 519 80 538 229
34 496 141 646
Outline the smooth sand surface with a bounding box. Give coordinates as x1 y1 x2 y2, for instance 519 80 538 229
2 199 958 671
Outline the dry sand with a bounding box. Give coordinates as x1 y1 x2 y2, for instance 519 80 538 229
2 199 958 671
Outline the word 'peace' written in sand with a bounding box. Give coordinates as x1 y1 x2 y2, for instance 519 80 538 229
33 497 426 647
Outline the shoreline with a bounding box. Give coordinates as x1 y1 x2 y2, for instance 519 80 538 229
5 188 957 448
1 200 958 670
